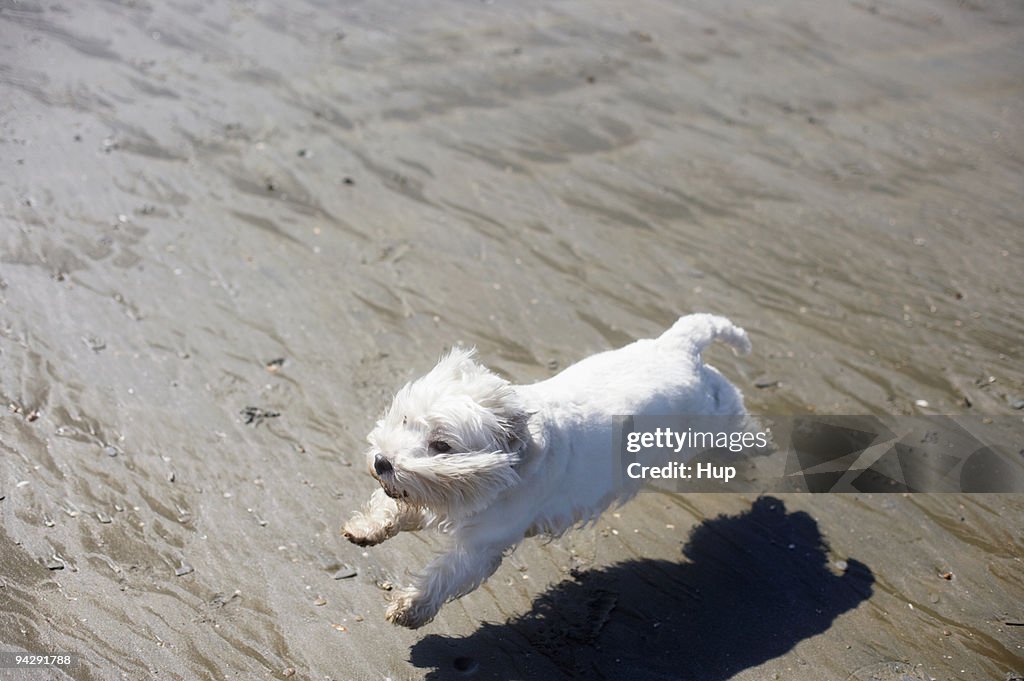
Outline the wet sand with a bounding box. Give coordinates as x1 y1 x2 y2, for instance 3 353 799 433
1 0 1023 679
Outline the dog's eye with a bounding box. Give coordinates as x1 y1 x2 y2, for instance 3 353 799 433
430 440 451 453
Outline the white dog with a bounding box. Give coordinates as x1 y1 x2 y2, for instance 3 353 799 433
343 313 750 628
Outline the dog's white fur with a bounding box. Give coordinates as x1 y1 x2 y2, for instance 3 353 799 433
343 313 750 628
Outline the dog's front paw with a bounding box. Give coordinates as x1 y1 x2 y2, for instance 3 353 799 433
386 588 437 629
342 516 392 547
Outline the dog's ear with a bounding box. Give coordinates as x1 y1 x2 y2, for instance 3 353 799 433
437 346 528 452
480 387 530 453
501 406 531 453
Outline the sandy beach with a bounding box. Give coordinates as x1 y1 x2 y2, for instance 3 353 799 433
1 0 1023 679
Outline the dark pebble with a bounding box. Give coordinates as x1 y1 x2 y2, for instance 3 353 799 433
342 177 355 185
332 567 358 580
175 563 194 577
240 406 281 426
754 378 779 389
83 336 106 352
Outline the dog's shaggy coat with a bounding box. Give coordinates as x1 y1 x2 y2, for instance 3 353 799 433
343 313 750 628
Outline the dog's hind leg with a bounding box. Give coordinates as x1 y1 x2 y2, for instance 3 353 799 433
343 487 427 546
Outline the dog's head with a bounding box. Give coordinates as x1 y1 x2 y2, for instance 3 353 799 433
365 348 529 518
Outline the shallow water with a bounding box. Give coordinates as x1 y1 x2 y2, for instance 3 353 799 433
1 0 1023 679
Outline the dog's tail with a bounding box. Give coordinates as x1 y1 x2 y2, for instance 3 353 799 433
659 313 751 360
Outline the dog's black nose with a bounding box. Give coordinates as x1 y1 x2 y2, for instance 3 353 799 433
373 453 394 476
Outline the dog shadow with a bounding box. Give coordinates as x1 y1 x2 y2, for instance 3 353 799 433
409 497 874 680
